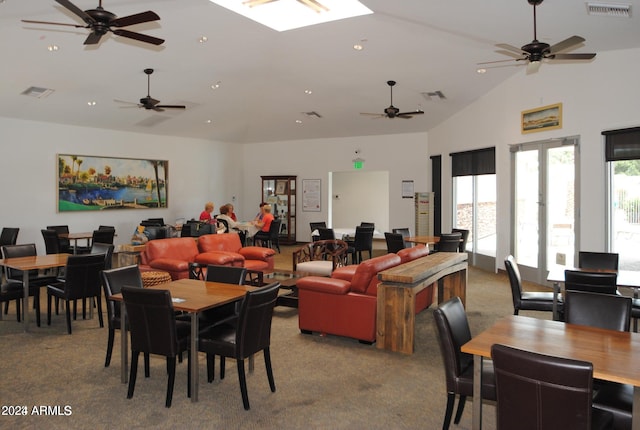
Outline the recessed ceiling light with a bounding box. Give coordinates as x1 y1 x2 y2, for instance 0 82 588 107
295 119 303 124
476 68 487 74
47 44 59 52
353 43 363 50
87 101 96 106
211 81 221 90
206 119 213 124
199 36 208 43
304 89 312 95
208 0 373 32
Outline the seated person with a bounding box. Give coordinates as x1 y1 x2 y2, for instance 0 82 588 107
199 201 215 224
217 204 246 244
227 203 238 222
252 204 274 245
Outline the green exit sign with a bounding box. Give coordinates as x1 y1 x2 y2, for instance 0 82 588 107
353 160 363 169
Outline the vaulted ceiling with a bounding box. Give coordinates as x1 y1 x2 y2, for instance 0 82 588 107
1 0 639 143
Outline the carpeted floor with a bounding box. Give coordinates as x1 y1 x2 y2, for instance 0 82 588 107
0 246 536 429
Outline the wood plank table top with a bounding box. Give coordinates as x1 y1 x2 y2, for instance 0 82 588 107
378 252 468 284
0 253 69 270
462 315 640 430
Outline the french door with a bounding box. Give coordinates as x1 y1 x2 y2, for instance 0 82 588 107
510 137 579 284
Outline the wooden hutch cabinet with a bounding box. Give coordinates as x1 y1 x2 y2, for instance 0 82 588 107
261 175 296 244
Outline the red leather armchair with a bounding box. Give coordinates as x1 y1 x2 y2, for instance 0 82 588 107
297 253 402 343
195 233 276 271
139 237 200 280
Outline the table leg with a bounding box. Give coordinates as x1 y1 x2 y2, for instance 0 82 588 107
472 354 483 430
120 301 128 383
552 281 560 321
633 386 640 430
190 312 199 402
22 271 30 332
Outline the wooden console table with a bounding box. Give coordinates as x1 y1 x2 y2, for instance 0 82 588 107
376 252 468 354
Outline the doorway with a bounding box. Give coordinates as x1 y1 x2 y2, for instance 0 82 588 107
510 137 579 284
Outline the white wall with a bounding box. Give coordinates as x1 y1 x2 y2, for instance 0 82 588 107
0 117 243 254
331 170 389 231
240 133 429 242
428 48 640 270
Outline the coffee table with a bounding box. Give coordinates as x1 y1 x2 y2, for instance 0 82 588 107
263 270 312 308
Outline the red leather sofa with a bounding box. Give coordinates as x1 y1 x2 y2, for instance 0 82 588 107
297 245 432 343
139 234 276 280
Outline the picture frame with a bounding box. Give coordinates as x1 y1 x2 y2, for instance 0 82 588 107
57 154 168 212
275 179 288 195
521 102 562 134
302 179 321 212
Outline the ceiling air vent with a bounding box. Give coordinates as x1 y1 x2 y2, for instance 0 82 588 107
421 91 446 101
21 86 55 98
586 2 631 17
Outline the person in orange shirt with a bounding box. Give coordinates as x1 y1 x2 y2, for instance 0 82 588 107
252 204 274 245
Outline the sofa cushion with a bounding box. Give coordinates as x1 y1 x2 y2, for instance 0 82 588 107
296 260 334 276
243 259 270 271
194 251 243 266
239 246 276 261
197 233 242 253
396 245 429 264
350 254 401 294
141 237 199 265
297 277 351 295
149 258 191 273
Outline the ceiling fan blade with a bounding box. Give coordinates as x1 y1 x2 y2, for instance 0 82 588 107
495 49 526 60
478 58 520 66
21 19 86 28
55 0 95 25
111 11 161 28
360 113 386 119
496 43 525 55
112 29 164 45
84 31 103 45
114 99 141 107
397 110 424 118
155 105 186 109
551 53 596 61
549 35 585 54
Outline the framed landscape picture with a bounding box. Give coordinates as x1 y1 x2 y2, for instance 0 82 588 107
57 154 168 212
521 103 562 134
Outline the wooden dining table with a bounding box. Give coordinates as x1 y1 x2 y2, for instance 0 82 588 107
59 232 93 254
111 278 257 402
546 267 640 320
461 315 640 430
0 253 69 331
404 236 441 245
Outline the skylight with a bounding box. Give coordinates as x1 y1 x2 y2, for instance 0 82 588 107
208 0 373 32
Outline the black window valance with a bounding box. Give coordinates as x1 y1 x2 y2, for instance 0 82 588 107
450 147 495 177
603 127 640 161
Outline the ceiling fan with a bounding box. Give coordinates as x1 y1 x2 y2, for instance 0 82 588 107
115 69 186 112
361 81 424 119
21 0 164 46
479 0 596 73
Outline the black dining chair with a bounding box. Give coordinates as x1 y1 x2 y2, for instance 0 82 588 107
309 222 326 241
392 227 412 249
505 255 557 316
346 226 374 264
433 297 496 429
578 251 619 271
46 253 105 334
385 232 406 254
121 286 191 408
0 227 19 247
451 228 469 253
46 225 71 253
564 270 618 295
491 343 614 430
437 232 462 253
198 282 281 410
1 243 59 325
101 265 147 368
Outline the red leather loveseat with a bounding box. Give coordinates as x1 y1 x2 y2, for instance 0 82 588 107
139 234 276 280
297 245 432 343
